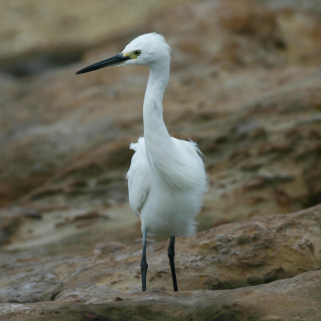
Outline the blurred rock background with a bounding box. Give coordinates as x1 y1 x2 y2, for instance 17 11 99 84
1 0 321 319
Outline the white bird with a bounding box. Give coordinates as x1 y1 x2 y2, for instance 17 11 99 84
76 33 208 292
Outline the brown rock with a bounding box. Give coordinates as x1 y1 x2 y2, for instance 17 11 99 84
277 9 321 65
257 0 321 15
1 1 321 220
148 0 281 68
56 205 321 299
1 205 320 305
0 270 320 320
1 1 321 319
2 62 321 244
0 0 190 64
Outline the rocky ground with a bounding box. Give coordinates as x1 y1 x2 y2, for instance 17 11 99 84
1 206 321 320
1 0 321 320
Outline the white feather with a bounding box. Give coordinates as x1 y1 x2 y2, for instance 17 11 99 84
77 32 208 292
127 136 207 237
123 33 208 238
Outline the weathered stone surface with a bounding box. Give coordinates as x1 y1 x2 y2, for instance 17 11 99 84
257 0 321 15
56 205 321 299
0 0 189 66
0 270 321 320
277 9 321 65
1 0 321 216
199 67 321 225
1 206 320 305
148 0 281 68
1 1 321 319
149 0 321 68
0 254 94 303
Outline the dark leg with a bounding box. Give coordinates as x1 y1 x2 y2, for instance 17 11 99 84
141 228 148 292
168 236 178 292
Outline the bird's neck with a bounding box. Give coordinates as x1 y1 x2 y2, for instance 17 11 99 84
143 59 171 145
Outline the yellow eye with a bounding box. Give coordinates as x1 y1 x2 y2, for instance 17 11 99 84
134 50 141 56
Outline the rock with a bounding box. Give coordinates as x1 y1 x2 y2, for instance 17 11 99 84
180 65 321 226
148 0 321 69
2 0 321 75
277 9 321 65
1 205 321 305
0 55 319 224
148 0 282 68
1 1 321 318
0 253 93 304
56 205 321 299
256 0 321 15
0 273 62 303
1 0 321 214
0 0 190 68
0 270 321 320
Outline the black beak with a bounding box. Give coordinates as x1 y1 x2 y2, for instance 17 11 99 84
75 53 131 75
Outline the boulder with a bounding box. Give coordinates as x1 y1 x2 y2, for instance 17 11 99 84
1 205 321 304
256 0 321 15
1 1 321 318
0 0 189 67
0 270 320 320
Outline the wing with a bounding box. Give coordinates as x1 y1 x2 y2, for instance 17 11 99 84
126 137 151 217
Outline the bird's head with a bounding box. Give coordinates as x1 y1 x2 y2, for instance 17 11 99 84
76 33 171 75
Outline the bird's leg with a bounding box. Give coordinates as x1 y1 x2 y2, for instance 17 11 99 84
141 228 148 292
168 236 178 292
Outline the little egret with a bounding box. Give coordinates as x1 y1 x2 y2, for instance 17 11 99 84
76 33 208 292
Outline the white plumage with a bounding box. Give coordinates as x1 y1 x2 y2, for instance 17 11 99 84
124 33 208 238
127 135 207 237
76 32 208 292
